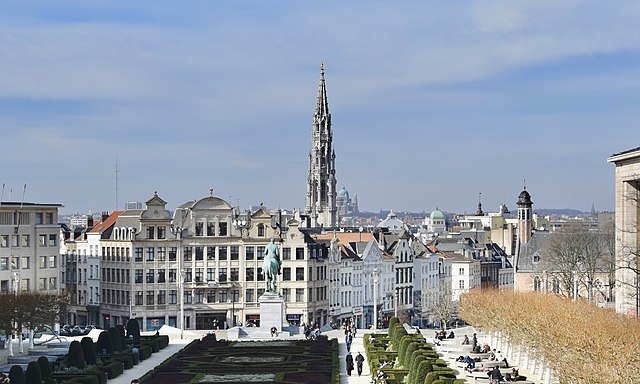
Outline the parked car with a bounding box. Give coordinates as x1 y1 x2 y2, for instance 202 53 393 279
60 325 72 336
83 325 101 334
71 326 84 336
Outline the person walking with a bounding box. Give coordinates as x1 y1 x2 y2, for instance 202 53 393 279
346 333 353 352
355 351 365 376
345 352 354 376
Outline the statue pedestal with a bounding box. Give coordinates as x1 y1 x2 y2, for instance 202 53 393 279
259 293 284 331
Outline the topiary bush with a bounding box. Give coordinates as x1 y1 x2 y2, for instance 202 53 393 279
10 364 26 384
68 340 86 369
25 361 42 384
403 342 418 369
97 331 114 354
388 316 399 330
397 336 412 367
115 325 126 345
81 336 97 366
408 353 426 384
126 318 141 341
108 327 122 352
414 360 433 384
37 356 54 384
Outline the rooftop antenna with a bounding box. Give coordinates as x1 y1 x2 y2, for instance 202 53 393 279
115 160 120 211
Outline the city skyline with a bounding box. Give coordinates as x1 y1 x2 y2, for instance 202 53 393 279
1 2 639 215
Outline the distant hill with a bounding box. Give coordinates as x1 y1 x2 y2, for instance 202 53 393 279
533 208 588 217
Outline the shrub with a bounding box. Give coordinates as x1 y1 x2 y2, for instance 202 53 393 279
9 365 25 384
25 361 42 384
397 336 412 367
126 318 141 341
388 316 399 330
408 353 425 384
403 342 418 369
38 356 54 384
68 340 86 369
414 360 433 384
81 336 97 366
116 325 126 344
97 331 113 354
107 328 122 352
424 371 441 384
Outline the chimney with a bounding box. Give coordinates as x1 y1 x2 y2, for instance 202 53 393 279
86 215 94 228
102 211 109 223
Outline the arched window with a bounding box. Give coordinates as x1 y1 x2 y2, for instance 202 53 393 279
533 276 541 292
552 278 560 294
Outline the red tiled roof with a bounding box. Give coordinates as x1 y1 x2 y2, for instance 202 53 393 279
89 211 123 233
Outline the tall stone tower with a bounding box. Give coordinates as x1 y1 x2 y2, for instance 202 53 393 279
305 63 337 228
517 185 533 244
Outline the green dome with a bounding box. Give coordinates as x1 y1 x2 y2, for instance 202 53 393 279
337 186 349 197
430 208 444 220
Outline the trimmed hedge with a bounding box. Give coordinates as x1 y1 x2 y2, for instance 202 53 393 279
98 360 124 379
81 337 97 366
68 340 86 369
38 356 54 384
9 365 25 384
126 318 141 341
96 331 114 354
25 361 42 384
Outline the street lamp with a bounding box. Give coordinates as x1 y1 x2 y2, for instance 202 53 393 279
373 268 378 331
180 270 185 339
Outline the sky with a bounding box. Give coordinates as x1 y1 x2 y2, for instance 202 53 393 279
1 1 639 215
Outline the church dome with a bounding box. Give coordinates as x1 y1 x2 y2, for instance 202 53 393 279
377 210 404 230
337 186 349 198
430 208 444 220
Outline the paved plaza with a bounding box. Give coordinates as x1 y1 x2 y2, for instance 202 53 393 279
1 326 556 383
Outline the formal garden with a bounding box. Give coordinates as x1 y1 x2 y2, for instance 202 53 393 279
460 290 640 384
4 319 169 384
364 317 464 384
138 334 339 384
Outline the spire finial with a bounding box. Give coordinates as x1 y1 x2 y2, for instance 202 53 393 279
209 187 214 196
523 178 526 190
321 61 325 76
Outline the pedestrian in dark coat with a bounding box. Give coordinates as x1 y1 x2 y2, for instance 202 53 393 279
355 352 365 376
345 352 354 376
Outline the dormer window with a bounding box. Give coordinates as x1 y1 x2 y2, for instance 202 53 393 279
257 224 265 237
147 226 155 240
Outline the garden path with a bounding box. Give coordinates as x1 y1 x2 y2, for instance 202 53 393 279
325 329 372 384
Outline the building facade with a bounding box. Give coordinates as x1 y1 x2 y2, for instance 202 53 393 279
608 147 640 315
0 201 63 295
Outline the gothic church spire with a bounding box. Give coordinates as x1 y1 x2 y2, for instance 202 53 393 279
306 63 337 228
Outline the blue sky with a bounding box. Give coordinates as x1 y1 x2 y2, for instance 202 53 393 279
1 1 639 215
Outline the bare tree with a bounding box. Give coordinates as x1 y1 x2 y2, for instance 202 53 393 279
428 289 457 330
599 221 616 305
544 227 583 298
544 225 610 301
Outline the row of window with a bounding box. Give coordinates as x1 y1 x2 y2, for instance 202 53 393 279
0 278 31 292
126 266 311 285
0 234 57 248
0 277 57 292
0 255 57 270
0 211 54 226
131 246 307 262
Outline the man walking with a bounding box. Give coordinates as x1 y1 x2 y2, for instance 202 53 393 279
355 351 365 376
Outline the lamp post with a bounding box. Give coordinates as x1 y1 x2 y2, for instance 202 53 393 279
373 268 378 331
180 270 185 339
